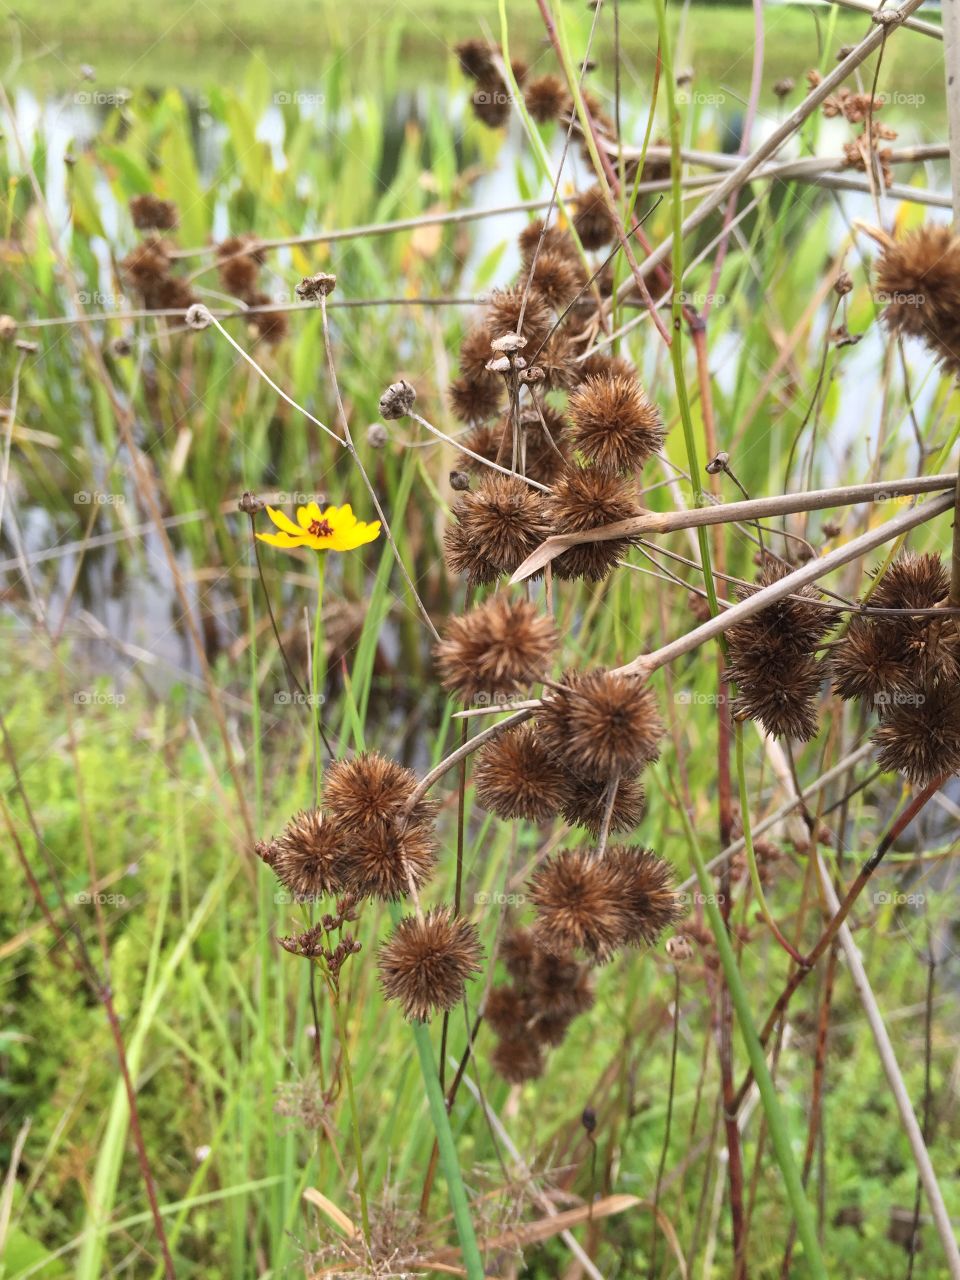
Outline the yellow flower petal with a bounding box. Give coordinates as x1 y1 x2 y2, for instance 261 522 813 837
256 530 308 548
264 505 302 537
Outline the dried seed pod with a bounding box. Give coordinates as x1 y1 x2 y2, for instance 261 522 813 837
269 808 346 900
342 818 437 901
473 723 565 821
568 373 664 474
572 184 617 250
499 923 538 980
455 38 496 80
518 249 584 312
483 985 533 1037
728 641 824 741
530 949 595 1018
524 74 569 123
448 375 504 425
324 751 436 831
435 596 557 702
379 379 417 420
216 235 262 297
833 553 957 701
129 194 179 231
537 669 663 782
458 325 497 382
518 219 579 266
872 681 960 786
575 351 637 384
246 293 287 344
605 846 684 947
378 907 483 1021
491 1034 544 1083
559 769 646 836
875 223 960 375
444 473 551 586
545 466 641 582
485 287 553 350
528 847 632 961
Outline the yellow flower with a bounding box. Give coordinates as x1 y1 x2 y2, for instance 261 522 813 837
255 502 381 552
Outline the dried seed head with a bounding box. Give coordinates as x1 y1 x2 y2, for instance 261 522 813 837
343 818 438 901
473 723 566 821
130 194 179 231
519 249 585 312
324 751 436 831
491 1035 544 1083
524 74 569 123
873 681 960 786
568 373 665 474
185 303 211 330
729 644 824 741
366 422 388 448
833 553 957 700
573 185 617 250
530 948 595 1017
528 847 631 961
666 934 694 964
875 224 960 374
238 490 264 515
270 808 346 900
378 907 483 1021
435 595 557 702
379 379 417 420
518 219 579 266
537 669 663 781
455 38 496 79
485 287 553 350
483 985 533 1037
216 235 261 297
121 238 171 304
0 315 17 341
448 375 504 424
605 846 684 947
576 351 637 384
499 923 538 980
490 331 527 354
246 294 287 344
545 466 641 582
535 331 582 393
444 473 551 586
559 769 646 836
532 1009 575 1047
458 325 497 382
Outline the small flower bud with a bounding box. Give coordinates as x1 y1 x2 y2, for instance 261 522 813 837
0 315 17 341
108 336 132 358
449 470 472 492
705 450 730 475
773 77 794 99
379 379 416 419
238 491 264 515
834 270 853 296
581 1106 597 1133
666 934 694 965
366 422 388 448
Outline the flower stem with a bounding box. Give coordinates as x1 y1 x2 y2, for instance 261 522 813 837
676 796 828 1280
389 905 483 1278
312 554 326 802
330 978 371 1246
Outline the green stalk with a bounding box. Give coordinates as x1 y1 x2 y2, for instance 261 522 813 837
330 976 372 1246
389 903 484 1280
676 796 828 1279
735 721 783 939
312 552 326 802
654 0 721 620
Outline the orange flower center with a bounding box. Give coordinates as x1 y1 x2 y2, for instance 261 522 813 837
308 518 333 538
